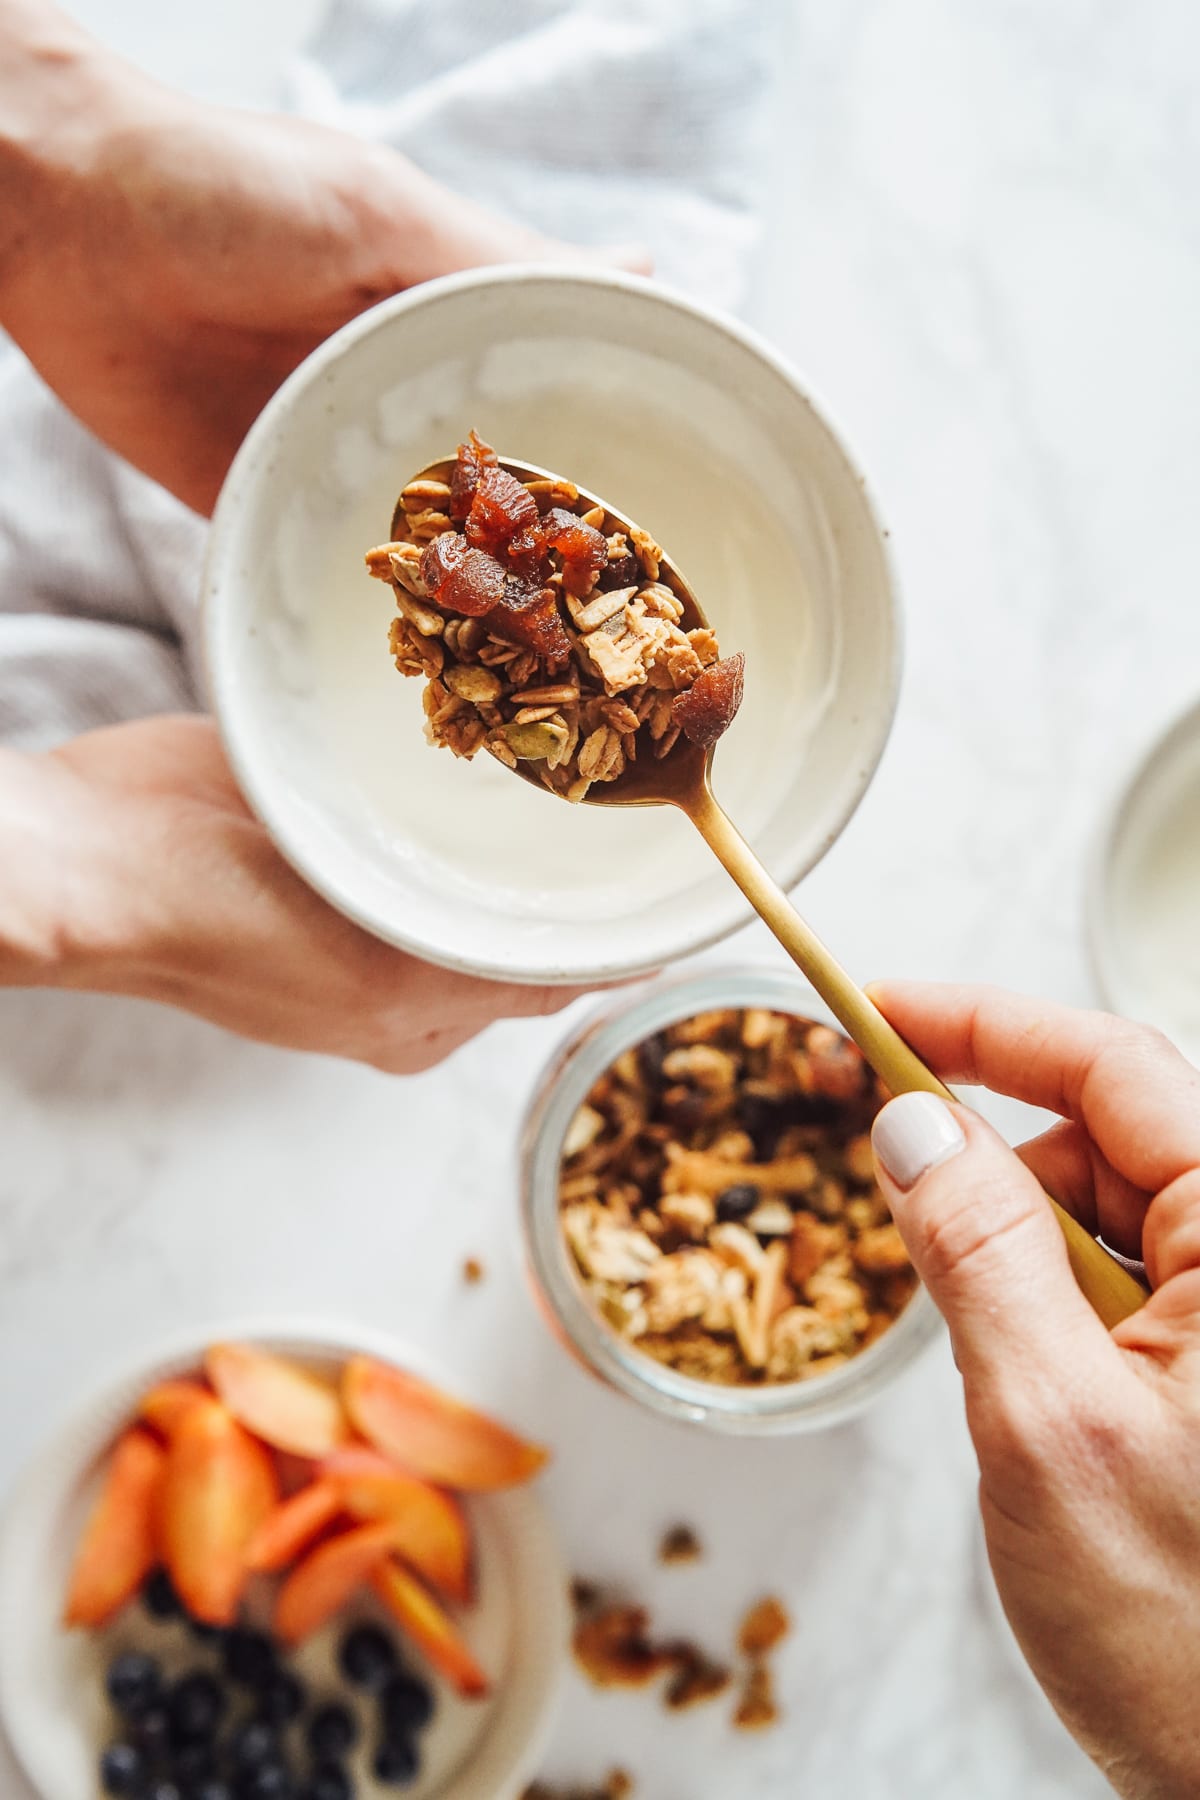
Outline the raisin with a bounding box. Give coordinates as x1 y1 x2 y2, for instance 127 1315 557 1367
673 652 745 748
448 430 496 522
716 1184 760 1222
598 548 640 591
465 465 539 555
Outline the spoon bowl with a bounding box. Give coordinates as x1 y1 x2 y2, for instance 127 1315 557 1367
397 455 715 810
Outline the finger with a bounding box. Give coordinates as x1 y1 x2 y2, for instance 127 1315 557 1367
1143 1169 1200 1290
871 1092 1115 1392
868 980 1200 1194
1016 1119 1150 1260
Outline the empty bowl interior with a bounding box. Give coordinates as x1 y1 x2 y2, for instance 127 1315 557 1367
205 271 899 982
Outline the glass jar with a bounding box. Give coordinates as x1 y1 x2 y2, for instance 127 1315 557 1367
520 965 943 1435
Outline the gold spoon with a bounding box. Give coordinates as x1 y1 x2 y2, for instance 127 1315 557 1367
400 457 1146 1328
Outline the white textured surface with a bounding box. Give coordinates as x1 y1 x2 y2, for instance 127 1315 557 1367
8 1 1200 1794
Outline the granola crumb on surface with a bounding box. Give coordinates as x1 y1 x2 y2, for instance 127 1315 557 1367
738 1595 791 1658
733 1659 779 1732
658 1523 703 1565
462 1255 485 1285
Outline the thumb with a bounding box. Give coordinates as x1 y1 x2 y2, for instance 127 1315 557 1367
871 1092 1108 1386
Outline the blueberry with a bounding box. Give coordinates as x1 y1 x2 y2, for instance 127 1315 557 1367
172 1741 217 1785
229 1719 279 1771
239 1765 294 1800
194 1785 235 1800
379 1673 433 1734
372 1738 419 1787
258 1668 305 1725
337 1625 397 1693
100 1743 146 1796
143 1567 183 1620
135 1704 171 1759
715 1182 760 1222
304 1766 353 1800
146 1783 184 1800
169 1670 227 1742
106 1653 164 1721
223 1628 278 1688
306 1702 358 1761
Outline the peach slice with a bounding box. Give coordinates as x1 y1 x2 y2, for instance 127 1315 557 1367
206 1343 346 1459
274 1520 401 1646
244 1479 343 1574
370 1559 489 1698
323 1448 472 1603
139 1378 211 1442
160 1399 278 1625
342 1358 547 1493
64 1427 165 1628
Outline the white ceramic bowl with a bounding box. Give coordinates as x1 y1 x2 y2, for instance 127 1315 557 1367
0 1319 568 1800
204 267 901 985
1087 694 1200 1066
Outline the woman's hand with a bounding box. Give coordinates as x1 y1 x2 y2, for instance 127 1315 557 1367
0 0 642 515
0 715 580 1071
869 982 1200 1800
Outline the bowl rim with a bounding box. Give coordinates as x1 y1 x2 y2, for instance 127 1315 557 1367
0 1314 569 1800
519 962 942 1435
1085 689 1200 1033
202 264 904 986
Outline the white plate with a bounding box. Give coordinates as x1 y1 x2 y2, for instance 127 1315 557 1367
204 266 901 986
1087 694 1200 1065
0 1318 568 1800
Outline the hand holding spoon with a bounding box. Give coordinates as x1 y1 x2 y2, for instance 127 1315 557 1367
389 454 1146 1329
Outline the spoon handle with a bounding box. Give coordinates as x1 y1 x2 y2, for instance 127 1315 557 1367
682 781 1147 1328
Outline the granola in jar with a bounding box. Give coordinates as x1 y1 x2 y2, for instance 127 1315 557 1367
365 432 744 801
558 1007 917 1386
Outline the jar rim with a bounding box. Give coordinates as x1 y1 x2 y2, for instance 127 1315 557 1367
519 962 942 1435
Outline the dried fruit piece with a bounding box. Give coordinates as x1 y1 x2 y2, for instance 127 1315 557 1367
484 581 572 665
672 651 745 747
323 1447 472 1602
64 1428 165 1628
466 464 539 555
448 430 497 521
536 507 608 594
138 1379 211 1442
244 1479 343 1574
371 1559 490 1698
422 536 506 618
159 1400 279 1625
343 1357 548 1493
274 1520 402 1646
206 1343 346 1460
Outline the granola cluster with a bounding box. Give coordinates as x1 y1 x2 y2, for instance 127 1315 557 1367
559 1007 917 1385
365 432 744 802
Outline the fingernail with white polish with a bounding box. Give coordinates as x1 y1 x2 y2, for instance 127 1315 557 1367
871 1092 966 1190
